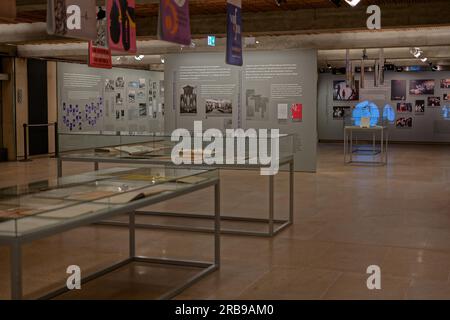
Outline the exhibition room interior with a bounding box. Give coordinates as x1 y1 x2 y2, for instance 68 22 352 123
0 0 449 302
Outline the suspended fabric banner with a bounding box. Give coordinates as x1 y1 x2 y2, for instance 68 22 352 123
107 0 137 54
47 0 97 40
226 0 243 66
157 0 192 46
89 7 112 69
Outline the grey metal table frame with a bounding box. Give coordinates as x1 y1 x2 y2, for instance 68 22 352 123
344 126 388 166
0 176 220 300
57 155 294 237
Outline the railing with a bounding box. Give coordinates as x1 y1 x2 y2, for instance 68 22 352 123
21 122 58 162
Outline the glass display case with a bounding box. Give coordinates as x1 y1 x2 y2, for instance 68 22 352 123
57 131 295 238
0 166 220 300
58 131 295 166
0 166 218 237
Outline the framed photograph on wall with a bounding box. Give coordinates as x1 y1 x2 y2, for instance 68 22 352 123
391 80 406 101
441 79 450 89
427 96 441 107
396 117 413 128
333 80 359 101
409 79 435 95
415 100 425 114
180 85 198 114
332 106 351 120
396 102 412 113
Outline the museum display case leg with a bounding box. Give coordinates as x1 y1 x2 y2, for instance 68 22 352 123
269 175 274 236
129 211 136 258
289 160 294 226
214 183 221 267
10 241 23 300
57 157 63 178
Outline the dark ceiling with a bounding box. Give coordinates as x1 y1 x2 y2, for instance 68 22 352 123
2 0 443 24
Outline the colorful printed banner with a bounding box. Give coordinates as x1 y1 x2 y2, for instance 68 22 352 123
47 0 97 40
158 0 192 46
107 0 137 53
0 0 16 20
89 7 112 69
226 0 243 66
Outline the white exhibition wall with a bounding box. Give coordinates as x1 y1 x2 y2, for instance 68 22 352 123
57 62 164 135
318 72 450 142
164 49 318 172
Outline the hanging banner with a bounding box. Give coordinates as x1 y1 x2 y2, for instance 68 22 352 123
47 0 97 40
226 0 243 66
107 0 137 54
89 7 112 69
0 0 16 20
157 0 191 46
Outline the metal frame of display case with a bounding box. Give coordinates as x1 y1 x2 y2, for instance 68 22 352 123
0 173 220 300
344 126 388 166
57 155 294 237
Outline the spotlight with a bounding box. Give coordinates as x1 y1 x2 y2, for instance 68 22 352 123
160 57 165 64
327 63 332 69
432 65 438 71
329 0 341 7
275 0 287 6
345 0 361 7
420 57 428 63
134 55 144 61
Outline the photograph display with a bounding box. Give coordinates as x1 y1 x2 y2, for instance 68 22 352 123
246 89 269 120
139 103 148 117
128 91 136 104
206 99 233 116
180 85 197 114
415 100 425 114
333 80 359 101
332 106 351 120
105 79 115 92
115 76 125 89
391 80 407 101
397 102 412 113
441 79 450 89
396 117 413 128
428 96 441 107
115 93 123 105
409 80 435 95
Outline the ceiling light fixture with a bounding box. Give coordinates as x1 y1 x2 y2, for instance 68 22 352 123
134 55 144 61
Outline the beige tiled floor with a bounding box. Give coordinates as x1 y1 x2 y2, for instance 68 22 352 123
0 143 449 299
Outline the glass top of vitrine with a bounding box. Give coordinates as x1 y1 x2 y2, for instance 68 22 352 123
0 166 218 238
59 131 295 165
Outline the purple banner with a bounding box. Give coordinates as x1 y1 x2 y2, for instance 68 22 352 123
158 0 192 46
226 0 243 66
